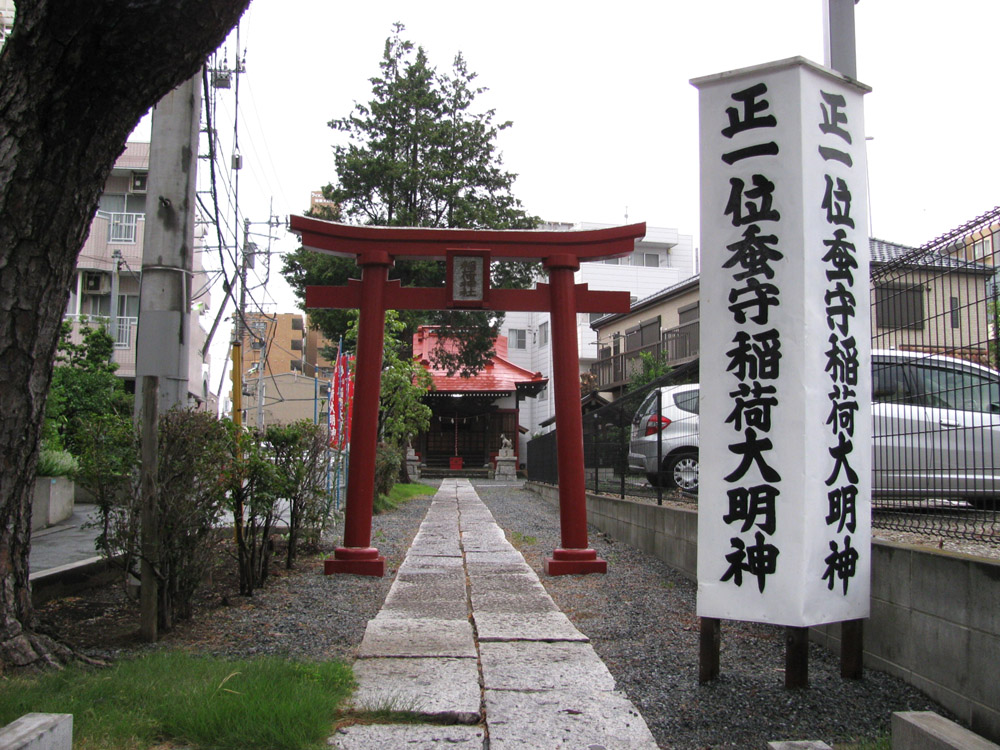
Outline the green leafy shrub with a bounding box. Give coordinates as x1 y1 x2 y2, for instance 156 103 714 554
266 421 331 569
373 443 402 511
35 447 78 477
95 409 231 629
224 427 281 596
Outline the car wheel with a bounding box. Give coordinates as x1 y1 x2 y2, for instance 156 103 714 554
663 451 699 492
645 473 661 487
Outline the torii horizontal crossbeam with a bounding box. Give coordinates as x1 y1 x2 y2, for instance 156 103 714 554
306 280 631 314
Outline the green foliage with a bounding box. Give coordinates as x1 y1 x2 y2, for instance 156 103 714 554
628 350 673 392
93 409 231 628
73 412 136 515
0 651 354 750
45 320 131 456
373 443 403 508
265 421 331 569
224 427 282 596
283 23 540 377
35 448 78 478
153 410 232 624
328 23 537 231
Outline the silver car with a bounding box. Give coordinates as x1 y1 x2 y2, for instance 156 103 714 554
629 350 1000 501
628 383 700 491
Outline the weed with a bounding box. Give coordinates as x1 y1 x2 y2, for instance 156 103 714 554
509 531 537 548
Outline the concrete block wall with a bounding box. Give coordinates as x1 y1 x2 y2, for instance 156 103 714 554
526 482 1000 744
30 477 74 532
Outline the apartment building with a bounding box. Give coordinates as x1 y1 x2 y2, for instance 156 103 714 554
66 142 213 406
235 312 338 427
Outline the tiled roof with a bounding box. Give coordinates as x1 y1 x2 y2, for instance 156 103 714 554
413 326 547 394
115 142 150 170
869 237 992 273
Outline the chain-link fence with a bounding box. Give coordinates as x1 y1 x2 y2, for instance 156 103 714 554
869 208 1000 542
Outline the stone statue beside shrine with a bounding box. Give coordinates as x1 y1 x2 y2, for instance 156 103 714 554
500 433 513 456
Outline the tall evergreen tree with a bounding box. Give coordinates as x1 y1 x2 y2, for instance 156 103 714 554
283 24 538 375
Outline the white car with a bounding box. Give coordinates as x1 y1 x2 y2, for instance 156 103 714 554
628 350 1000 502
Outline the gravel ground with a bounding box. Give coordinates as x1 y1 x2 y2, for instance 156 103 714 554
55 480 955 748
473 480 951 750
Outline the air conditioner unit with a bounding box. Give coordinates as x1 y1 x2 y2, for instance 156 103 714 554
130 171 148 193
84 272 111 294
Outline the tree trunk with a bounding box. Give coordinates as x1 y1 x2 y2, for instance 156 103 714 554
0 0 250 671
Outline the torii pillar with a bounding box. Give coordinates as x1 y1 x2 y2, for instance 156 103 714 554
543 253 605 574
290 217 645 577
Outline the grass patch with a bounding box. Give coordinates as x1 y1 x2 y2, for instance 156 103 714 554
0 651 353 750
374 481 435 514
509 531 537 548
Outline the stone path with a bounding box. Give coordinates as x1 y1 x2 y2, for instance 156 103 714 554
329 478 659 749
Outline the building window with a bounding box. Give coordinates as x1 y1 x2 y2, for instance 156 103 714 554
973 235 993 262
538 321 549 347
117 294 139 318
509 328 527 349
538 384 548 400
875 284 925 330
632 251 659 267
604 258 619 265
678 302 700 325
950 296 961 329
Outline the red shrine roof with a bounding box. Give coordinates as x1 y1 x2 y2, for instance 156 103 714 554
413 327 547 396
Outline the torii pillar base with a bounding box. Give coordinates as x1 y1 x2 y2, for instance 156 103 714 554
324 547 386 577
544 547 607 576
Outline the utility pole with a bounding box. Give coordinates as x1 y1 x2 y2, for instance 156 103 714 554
135 73 202 414
824 0 859 78
231 217 251 424
133 73 202 642
109 249 122 347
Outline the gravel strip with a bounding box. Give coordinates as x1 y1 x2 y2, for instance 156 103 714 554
91 493 437 664
473 480 950 749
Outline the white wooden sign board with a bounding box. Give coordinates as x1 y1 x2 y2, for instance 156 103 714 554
692 57 872 627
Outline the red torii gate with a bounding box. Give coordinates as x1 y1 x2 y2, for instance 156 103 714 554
290 216 645 577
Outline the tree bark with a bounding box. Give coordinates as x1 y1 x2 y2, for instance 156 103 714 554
0 0 250 671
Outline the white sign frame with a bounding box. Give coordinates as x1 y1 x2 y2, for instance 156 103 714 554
693 57 872 627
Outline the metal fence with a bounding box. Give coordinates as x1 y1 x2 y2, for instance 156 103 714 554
528 208 1000 544
869 207 1000 542
527 363 700 506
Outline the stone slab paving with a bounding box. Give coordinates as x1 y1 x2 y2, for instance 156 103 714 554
329 724 485 749
333 478 657 749
479 641 617 692
484 688 658 749
350 657 480 723
356 617 476 657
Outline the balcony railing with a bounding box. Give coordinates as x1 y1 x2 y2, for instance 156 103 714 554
97 212 143 243
592 321 700 391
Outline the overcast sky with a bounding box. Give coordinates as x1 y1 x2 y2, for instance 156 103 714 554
142 1 997 383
